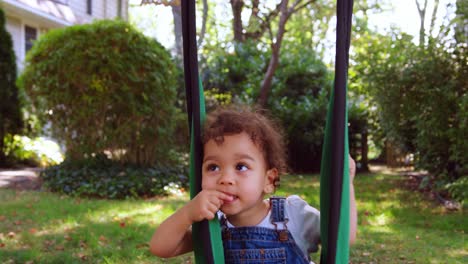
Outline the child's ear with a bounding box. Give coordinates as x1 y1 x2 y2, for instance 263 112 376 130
264 168 278 194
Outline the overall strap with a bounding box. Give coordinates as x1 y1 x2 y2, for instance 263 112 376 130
269 197 287 223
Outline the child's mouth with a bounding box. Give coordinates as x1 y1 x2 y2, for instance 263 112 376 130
222 194 238 204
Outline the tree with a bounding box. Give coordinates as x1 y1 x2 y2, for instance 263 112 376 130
140 0 208 60
415 0 441 46
227 0 318 107
20 20 178 166
0 8 22 165
352 8 467 193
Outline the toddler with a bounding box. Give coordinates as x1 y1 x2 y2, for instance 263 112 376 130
150 105 357 263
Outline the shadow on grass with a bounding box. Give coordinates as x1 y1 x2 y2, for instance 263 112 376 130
1 172 466 263
0 190 191 263
354 173 467 263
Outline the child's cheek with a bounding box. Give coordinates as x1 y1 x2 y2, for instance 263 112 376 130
201 175 213 190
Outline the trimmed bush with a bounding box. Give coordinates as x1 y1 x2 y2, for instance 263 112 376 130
41 154 188 199
19 20 177 166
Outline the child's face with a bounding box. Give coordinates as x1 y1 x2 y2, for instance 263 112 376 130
202 132 277 223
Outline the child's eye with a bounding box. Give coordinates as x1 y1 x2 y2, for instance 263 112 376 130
206 164 219 172
236 163 248 172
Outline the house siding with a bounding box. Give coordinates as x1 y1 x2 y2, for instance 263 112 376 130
5 16 22 69
68 0 127 23
1 0 128 72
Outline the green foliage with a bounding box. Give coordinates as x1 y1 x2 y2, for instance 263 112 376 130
270 48 331 172
2 134 62 167
201 40 267 102
201 41 334 172
19 20 178 166
201 38 374 172
352 27 467 200
0 8 23 163
41 154 188 199
445 176 468 204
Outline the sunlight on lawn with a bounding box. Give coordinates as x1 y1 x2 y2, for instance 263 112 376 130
446 247 467 260
82 195 190 226
1 172 466 263
366 225 393 234
370 213 391 226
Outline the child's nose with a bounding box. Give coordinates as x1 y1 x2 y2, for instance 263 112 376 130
219 172 234 185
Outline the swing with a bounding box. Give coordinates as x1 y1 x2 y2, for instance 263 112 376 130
180 1 354 263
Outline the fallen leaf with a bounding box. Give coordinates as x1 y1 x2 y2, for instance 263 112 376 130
14 220 22 226
64 234 72 241
99 235 108 242
0 243 5 247
415 235 420 240
55 245 65 251
136 243 149 249
119 222 126 228
25 261 34 264
29 228 38 234
43 240 55 247
362 252 371 256
7 232 16 238
74 252 87 260
79 240 87 248
0 215 5 221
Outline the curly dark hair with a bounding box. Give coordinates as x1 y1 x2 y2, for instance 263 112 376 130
202 105 288 180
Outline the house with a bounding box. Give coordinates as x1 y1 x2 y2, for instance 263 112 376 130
1 0 128 71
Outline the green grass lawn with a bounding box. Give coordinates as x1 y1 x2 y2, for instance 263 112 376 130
0 172 466 263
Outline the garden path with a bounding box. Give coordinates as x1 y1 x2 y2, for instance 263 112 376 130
0 168 42 190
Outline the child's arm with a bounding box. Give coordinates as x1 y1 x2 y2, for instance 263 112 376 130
149 190 232 258
349 156 357 244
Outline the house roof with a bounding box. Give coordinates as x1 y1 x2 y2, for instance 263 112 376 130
2 0 77 27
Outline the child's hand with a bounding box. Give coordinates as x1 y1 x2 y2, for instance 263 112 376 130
349 155 356 182
185 190 233 222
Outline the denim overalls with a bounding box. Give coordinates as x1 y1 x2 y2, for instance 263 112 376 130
221 197 310 264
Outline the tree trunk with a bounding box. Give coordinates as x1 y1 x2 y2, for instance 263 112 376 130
198 0 208 48
257 0 290 107
0 124 5 165
231 0 245 42
360 128 369 171
415 0 428 46
171 4 183 60
429 0 440 41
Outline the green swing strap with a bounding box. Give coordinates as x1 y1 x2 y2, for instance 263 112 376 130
319 0 354 263
181 0 354 263
181 1 224 263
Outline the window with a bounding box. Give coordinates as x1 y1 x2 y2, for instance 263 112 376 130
87 0 92 15
25 25 37 53
50 0 69 4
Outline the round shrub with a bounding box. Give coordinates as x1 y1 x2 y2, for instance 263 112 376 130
19 20 177 166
